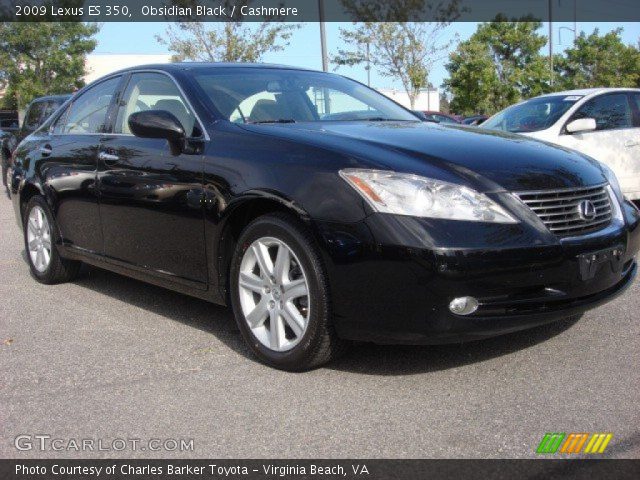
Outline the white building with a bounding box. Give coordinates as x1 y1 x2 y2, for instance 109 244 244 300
377 87 440 111
84 53 172 83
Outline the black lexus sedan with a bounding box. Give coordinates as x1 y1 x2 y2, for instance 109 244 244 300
8 63 640 370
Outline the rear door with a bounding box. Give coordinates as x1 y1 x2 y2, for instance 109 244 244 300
44 76 123 254
557 92 638 199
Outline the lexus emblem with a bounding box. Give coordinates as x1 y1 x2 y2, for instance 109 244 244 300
577 200 597 221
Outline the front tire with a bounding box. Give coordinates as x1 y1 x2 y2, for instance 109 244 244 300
23 196 80 284
230 213 347 371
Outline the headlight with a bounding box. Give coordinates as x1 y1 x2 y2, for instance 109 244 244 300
339 169 517 223
600 162 624 204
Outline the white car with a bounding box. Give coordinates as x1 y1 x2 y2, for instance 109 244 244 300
482 88 640 200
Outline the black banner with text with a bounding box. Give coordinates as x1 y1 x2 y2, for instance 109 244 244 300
2 459 640 480
1 0 639 22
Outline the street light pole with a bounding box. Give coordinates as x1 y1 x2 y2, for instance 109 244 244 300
319 0 328 72
365 42 371 87
548 0 554 87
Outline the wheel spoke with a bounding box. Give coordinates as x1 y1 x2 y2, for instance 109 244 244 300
269 309 284 350
281 302 305 337
273 244 291 283
239 272 264 294
36 208 43 228
42 247 51 265
41 236 51 250
28 218 38 235
283 277 308 302
35 249 43 270
245 298 268 328
252 242 274 277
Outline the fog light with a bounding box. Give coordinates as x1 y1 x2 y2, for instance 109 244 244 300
449 296 479 315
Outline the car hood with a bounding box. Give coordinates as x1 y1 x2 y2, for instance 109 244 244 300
240 121 606 192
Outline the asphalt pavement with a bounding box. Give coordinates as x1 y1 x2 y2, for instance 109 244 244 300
1 192 638 459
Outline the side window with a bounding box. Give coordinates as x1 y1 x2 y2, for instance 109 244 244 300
115 73 197 136
52 106 70 135
23 102 45 131
631 93 640 126
60 77 120 134
571 93 633 131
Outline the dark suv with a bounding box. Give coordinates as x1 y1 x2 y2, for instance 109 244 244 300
2 95 70 188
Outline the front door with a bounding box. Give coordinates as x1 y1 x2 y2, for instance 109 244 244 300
557 92 639 199
97 72 207 286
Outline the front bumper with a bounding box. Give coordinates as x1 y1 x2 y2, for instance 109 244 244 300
315 199 640 344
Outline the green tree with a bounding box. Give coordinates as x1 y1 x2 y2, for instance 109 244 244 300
157 21 298 62
555 28 640 89
444 18 550 115
439 92 451 114
333 2 461 109
0 22 98 110
333 22 458 109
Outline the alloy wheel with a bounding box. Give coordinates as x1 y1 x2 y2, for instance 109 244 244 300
27 206 52 273
238 237 310 352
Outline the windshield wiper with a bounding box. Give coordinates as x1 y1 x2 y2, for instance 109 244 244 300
247 119 296 124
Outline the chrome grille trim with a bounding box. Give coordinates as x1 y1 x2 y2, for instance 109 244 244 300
515 183 612 237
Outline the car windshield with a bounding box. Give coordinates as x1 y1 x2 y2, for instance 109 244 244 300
192 68 418 123
482 95 583 133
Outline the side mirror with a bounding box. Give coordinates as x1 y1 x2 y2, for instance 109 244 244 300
566 117 596 134
128 110 186 152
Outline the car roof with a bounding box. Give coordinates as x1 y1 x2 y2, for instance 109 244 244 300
538 87 640 98
107 62 319 77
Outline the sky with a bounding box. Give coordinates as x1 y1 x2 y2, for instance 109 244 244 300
93 21 640 91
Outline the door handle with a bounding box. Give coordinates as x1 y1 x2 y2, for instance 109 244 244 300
40 145 52 157
98 151 120 166
625 140 639 148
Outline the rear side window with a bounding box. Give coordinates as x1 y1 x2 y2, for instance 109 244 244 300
59 77 120 134
571 93 633 131
631 93 640 126
23 102 45 130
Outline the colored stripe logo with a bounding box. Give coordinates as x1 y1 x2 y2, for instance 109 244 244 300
536 433 612 454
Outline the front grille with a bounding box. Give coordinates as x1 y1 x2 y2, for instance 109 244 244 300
515 184 612 237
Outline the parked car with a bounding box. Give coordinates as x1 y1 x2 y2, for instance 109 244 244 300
0 109 19 129
1 127 17 189
8 64 640 370
2 95 70 188
481 88 640 201
462 115 489 126
1 110 20 188
421 110 462 125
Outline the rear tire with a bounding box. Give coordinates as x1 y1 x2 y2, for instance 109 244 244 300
230 212 348 371
23 195 81 284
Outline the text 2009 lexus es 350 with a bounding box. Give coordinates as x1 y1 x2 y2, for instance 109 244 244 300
8 63 640 370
